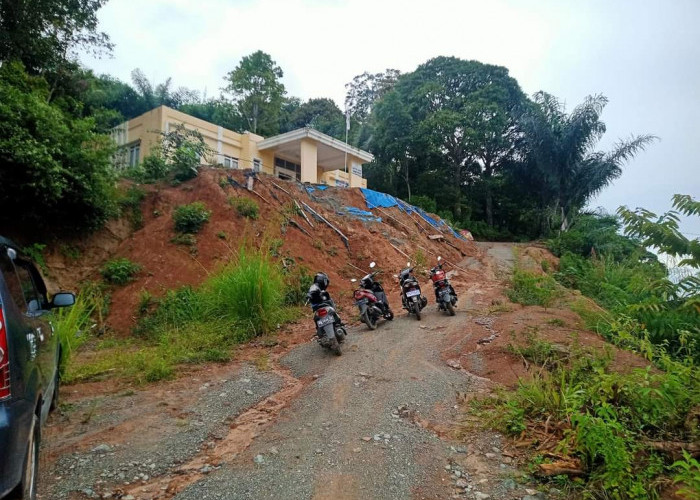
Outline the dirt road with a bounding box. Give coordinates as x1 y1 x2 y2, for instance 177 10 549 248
40 243 548 500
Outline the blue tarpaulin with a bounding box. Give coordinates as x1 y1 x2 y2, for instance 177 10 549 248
305 184 329 194
338 206 382 223
359 188 466 241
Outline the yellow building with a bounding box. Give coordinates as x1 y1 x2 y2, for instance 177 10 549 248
111 105 371 188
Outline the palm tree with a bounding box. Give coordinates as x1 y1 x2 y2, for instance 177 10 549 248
521 91 656 232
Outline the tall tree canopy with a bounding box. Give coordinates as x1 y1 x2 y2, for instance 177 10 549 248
224 51 286 136
281 98 345 139
345 69 400 122
0 0 112 73
521 92 656 231
371 57 525 219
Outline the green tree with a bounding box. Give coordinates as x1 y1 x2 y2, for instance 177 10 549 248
371 57 524 218
160 124 215 181
345 69 400 122
282 98 345 138
130 68 199 110
223 51 285 136
0 0 112 73
520 92 656 232
618 194 700 269
0 62 116 231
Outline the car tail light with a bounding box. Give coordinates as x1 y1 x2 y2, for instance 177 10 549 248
318 308 328 317
0 308 10 400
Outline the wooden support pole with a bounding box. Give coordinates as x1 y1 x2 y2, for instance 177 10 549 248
390 243 410 259
294 200 314 228
375 207 413 233
302 202 350 249
288 219 311 237
250 189 271 205
271 181 293 197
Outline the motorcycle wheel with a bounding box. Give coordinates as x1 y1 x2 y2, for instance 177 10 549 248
385 309 394 321
446 302 456 316
332 339 342 356
335 326 346 344
415 309 421 321
363 311 377 330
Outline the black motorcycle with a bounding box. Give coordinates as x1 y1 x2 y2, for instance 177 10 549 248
312 299 346 356
351 262 394 330
398 262 428 320
430 256 458 316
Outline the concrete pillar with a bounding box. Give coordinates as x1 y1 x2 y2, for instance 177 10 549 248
300 139 317 183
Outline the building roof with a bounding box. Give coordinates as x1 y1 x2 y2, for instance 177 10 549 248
257 127 374 163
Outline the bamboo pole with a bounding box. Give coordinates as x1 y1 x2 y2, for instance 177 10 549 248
301 202 349 249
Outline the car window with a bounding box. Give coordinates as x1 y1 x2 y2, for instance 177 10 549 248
13 262 43 315
0 248 27 313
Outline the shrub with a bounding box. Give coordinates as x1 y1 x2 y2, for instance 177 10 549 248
507 269 557 308
473 318 700 499
173 202 211 233
411 195 437 214
101 258 141 285
141 148 170 181
170 233 197 246
117 185 146 230
229 197 259 219
283 265 313 306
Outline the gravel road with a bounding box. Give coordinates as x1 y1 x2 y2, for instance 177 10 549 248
174 304 520 500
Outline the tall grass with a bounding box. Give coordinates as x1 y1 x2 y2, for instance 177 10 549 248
201 247 283 335
64 246 300 385
52 291 96 375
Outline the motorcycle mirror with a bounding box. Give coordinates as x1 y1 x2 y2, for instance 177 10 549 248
369 262 376 269
438 256 442 262
350 278 357 282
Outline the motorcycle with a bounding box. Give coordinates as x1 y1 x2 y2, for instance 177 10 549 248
398 262 428 320
430 256 458 316
351 262 394 330
312 299 346 356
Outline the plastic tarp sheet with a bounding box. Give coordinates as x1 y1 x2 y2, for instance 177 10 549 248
305 184 329 194
338 206 382 223
360 188 466 241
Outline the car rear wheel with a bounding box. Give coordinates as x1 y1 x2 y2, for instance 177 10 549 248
9 415 39 500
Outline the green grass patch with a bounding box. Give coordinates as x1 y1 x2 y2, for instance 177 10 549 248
67 246 305 385
229 196 259 219
101 257 141 285
507 269 558 308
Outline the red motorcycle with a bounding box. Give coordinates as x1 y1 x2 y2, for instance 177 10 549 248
430 256 457 316
351 262 393 330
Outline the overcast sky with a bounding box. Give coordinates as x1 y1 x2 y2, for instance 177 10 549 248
82 0 700 236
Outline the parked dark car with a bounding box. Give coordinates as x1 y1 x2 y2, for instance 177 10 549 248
0 237 75 499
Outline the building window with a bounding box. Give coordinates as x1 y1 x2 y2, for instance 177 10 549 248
253 158 261 172
222 156 239 169
129 144 140 167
